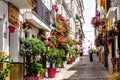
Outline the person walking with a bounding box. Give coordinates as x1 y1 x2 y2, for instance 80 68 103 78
79 45 84 60
88 46 93 62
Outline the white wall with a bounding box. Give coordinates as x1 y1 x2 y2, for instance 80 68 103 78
10 29 23 62
0 1 9 55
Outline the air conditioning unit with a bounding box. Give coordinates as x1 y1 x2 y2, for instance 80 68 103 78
0 1 3 20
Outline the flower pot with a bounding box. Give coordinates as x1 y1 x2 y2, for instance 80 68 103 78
68 58 73 64
8 26 16 33
47 68 56 78
25 77 39 80
72 57 76 62
71 57 75 62
68 60 72 64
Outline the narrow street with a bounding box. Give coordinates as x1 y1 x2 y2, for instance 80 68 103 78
1 0 120 80
45 55 108 80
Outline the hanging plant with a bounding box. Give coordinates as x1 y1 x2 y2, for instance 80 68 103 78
22 21 33 29
8 26 16 33
52 4 58 12
107 28 118 40
91 17 99 27
114 20 120 29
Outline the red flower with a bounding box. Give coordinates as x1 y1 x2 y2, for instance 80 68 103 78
52 5 58 12
54 43 59 48
114 21 117 27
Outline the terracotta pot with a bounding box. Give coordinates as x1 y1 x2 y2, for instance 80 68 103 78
8 26 16 33
25 77 39 80
47 68 56 78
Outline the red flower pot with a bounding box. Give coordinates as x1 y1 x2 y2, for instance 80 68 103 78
68 60 72 64
68 58 74 64
72 57 76 62
8 26 16 33
71 57 75 62
47 68 56 78
25 77 39 80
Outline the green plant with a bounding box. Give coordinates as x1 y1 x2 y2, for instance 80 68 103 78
0 63 10 80
56 49 65 68
19 38 46 77
66 57 70 63
20 38 46 56
47 48 66 67
26 61 44 77
46 48 58 68
0 51 10 80
68 47 77 57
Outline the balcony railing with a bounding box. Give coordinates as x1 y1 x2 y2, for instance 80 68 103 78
33 0 50 26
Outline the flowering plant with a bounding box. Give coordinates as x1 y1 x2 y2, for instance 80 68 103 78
52 4 58 12
107 28 118 40
22 21 33 29
0 51 10 80
48 14 71 49
95 33 103 47
114 20 120 29
91 17 99 27
0 51 8 62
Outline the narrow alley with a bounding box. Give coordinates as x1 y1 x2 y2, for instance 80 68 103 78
1 0 120 80
45 55 108 80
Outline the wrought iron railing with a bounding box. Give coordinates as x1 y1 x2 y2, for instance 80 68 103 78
33 0 50 26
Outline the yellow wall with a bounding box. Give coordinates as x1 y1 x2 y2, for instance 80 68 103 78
97 0 107 11
0 62 10 80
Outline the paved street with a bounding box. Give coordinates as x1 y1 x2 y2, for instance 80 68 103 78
44 55 108 80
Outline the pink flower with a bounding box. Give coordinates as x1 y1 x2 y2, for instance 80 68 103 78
52 5 58 12
114 21 117 26
54 43 59 48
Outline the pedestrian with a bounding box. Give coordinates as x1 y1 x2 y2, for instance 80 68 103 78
79 45 84 60
88 46 93 62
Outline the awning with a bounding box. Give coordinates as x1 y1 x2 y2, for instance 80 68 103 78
106 7 117 19
25 12 51 32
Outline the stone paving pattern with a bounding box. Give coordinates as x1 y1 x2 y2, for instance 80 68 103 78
44 55 108 80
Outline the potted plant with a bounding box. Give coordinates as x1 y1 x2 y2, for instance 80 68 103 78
46 47 66 78
19 38 46 80
56 49 65 68
25 61 44 80
46 48 58 78
0 51 10 80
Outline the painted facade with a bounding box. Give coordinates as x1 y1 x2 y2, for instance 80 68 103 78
95 0 120 73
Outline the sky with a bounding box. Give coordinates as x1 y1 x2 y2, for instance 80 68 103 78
82 0 96 53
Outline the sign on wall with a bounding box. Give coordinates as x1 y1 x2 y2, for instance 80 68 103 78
8 3 19 27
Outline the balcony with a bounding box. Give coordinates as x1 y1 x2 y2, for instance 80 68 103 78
7 0 34 9
113 0 120 5
25 0 50 31
62 0 74 17
106 7 117 19
33 0 50 27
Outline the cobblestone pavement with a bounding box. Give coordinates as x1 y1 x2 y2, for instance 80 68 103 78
44 55 108 80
